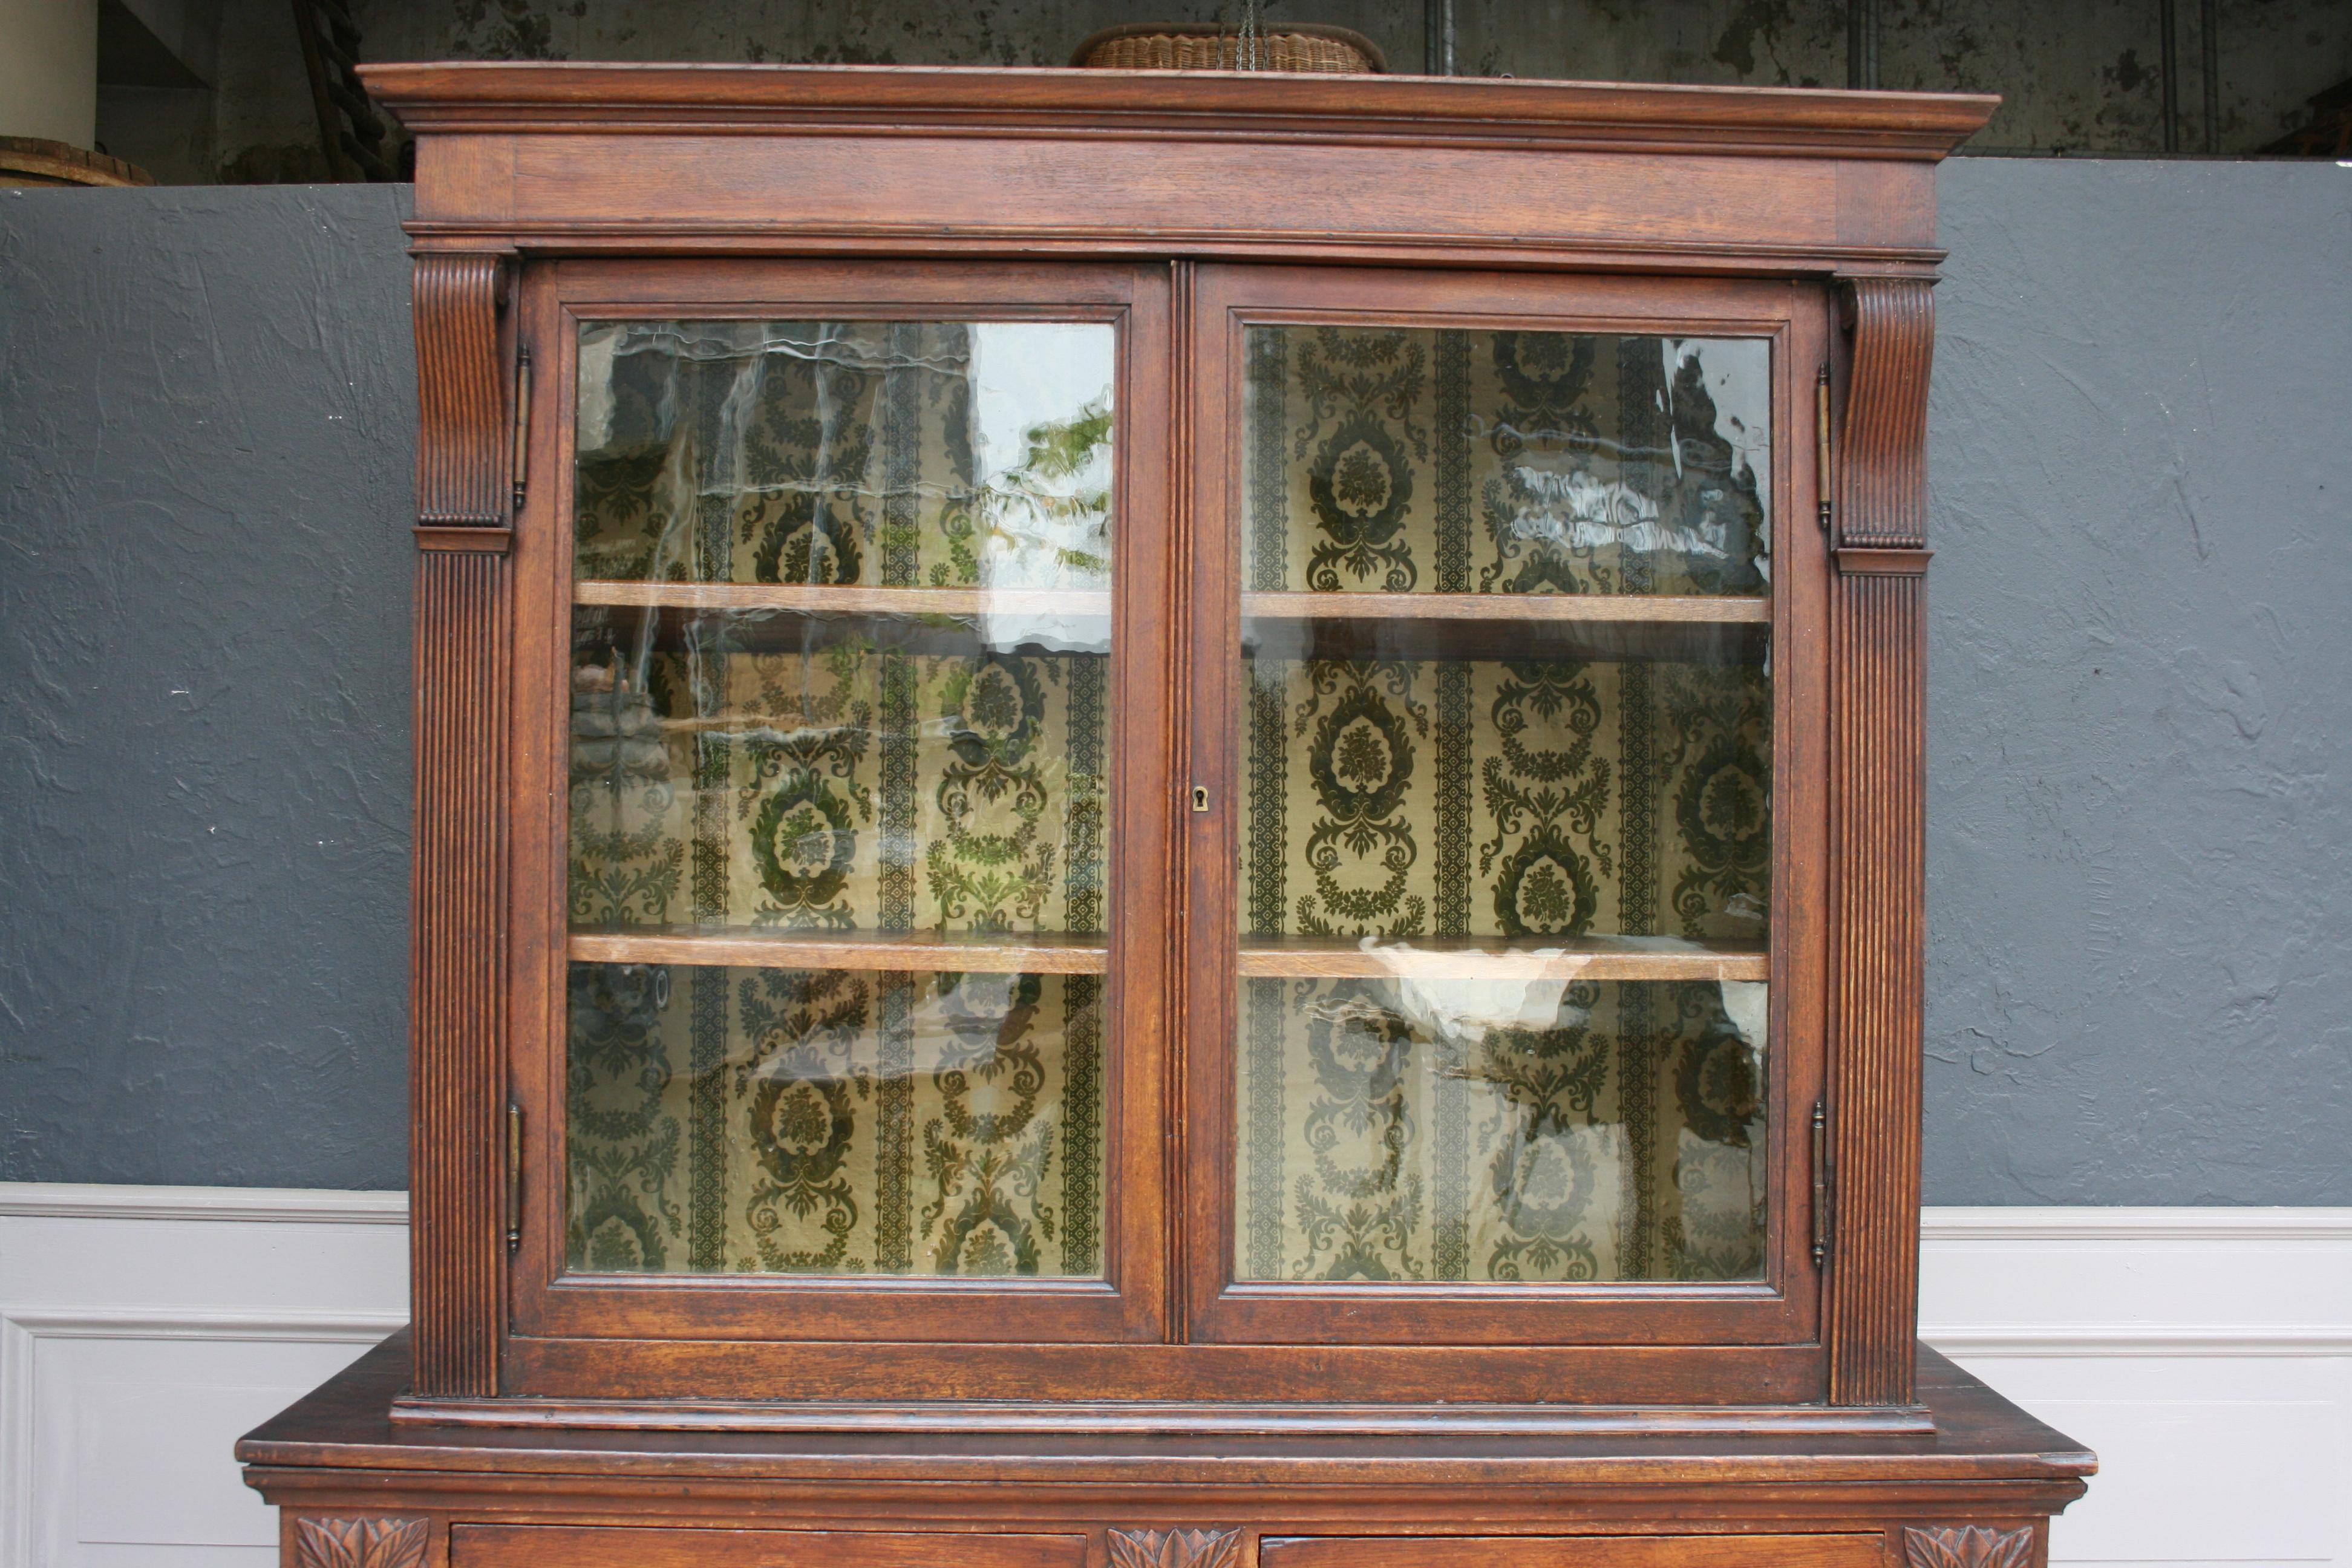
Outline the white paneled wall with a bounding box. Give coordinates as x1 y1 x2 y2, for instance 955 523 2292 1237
2 1186 2347 1568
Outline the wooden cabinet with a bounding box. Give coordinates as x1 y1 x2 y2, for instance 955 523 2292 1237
240 59 2091 1568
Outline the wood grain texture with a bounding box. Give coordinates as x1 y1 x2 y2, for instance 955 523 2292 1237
360 63 1999 158
1824 277 1935 1408
410 249 516 1397
413 255 508 527
1262 1538 1884 1568
454 1527 1088 1568
293 1517 429 1568
359 67 1990 267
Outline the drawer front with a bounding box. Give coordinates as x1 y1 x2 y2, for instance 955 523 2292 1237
453 1528 1089 1568
1262 1538 1887 1568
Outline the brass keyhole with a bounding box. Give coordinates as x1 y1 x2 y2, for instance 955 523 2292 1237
1191 785 1210 812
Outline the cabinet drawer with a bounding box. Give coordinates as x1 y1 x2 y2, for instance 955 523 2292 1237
1261 1538 1886 1568
452 1528 1089 1568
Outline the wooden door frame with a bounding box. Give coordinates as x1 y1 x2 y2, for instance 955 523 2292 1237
501 258 1180 1362
1176 264 1835 1351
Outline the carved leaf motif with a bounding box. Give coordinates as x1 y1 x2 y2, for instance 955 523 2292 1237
293 1517 430 1568
1904 1525 2035 1568
1107 1528 1244 1568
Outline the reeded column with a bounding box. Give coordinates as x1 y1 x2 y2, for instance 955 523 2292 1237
1825 275 1935 1407
408 252 512 1398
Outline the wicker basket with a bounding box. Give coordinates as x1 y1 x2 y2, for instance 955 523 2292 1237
1070 22 1385 73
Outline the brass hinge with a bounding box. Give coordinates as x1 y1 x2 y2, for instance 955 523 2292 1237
511 346 532 515
1815 365 1834 539
505 1101 523 1254
1811 1098 1832 1269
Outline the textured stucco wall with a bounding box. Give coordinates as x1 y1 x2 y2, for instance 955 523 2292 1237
1924 158 2352 1203
1 163 2346 1198
0 183 416 1187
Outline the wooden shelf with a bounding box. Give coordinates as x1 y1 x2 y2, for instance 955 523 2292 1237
575 581 1112 619
1244 592 1767 624
570 929 1763 982
569 927 1108 975
1238 935 1767 982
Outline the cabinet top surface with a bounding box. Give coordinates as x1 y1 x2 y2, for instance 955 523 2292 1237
240 1336 2092 1489
361 61 1996 160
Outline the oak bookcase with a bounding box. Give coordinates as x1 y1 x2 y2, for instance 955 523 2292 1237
239 61 2092 1568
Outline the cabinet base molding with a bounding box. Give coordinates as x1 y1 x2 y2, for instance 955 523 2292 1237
247 1337 2088 1568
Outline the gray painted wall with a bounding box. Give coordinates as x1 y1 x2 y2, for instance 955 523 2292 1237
2 162 2346 1200
0 183 416 1187
1924 158 2352 1203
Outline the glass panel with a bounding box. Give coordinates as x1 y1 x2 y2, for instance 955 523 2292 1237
575 319 1113 590
565 318 1116 1278
569 962 1105 1277
1234 323 1772 1285
1235 978 1767 1282
1241 326 1770 596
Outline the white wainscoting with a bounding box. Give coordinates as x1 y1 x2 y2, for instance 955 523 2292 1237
2 1187 2347 1568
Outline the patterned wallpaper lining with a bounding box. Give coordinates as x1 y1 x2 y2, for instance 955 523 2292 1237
558 316 1775 1284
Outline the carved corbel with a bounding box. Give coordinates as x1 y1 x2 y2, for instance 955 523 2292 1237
413 252 513 553
1832 276 1935 575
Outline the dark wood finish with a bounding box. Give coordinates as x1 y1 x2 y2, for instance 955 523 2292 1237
1823 277 1936 1409
408 253 513 1400
456 1527 1088 1568
255 62 2082 1568
1263 1537 1883 1568
358 65 1989 273
243 1340 2089 1542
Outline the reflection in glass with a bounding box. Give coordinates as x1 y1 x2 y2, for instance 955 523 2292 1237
1234 978 1766 1283
1243 325 1771 595
563 316 1116 1279
575 319 1114 591
569 962 1104 1278
1233 322 1774 1286
568 607 1109 936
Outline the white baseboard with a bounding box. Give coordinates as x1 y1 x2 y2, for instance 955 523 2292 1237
3 1187 2347 1568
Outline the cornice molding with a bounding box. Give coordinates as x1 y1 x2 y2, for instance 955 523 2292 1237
362 62 1998 160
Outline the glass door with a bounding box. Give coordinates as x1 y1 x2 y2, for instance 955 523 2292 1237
511 261 1172 1346
1183 266 1828 1347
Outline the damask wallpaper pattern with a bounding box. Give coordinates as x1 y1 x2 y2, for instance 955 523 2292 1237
1235 325 1774 1284
564 318 1114 1278
557 315 1777 1287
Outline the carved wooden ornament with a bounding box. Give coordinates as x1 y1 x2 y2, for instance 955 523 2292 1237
1108 1529 1244 1568
1904 1525 2036 1568
293 1517 430 1568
